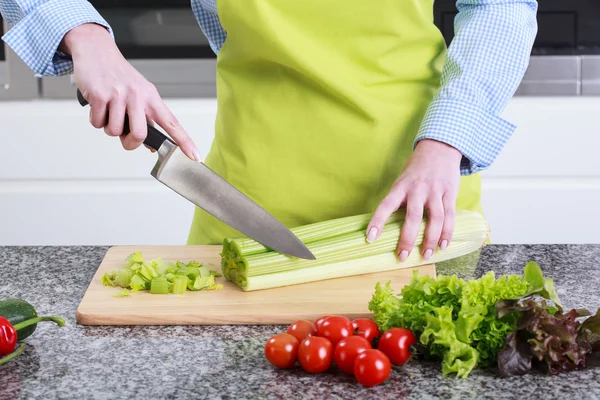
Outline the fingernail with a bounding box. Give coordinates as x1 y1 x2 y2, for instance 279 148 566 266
423 249 433 260
399 250 409 262
192 149 202 162
440 240 448 250
366 227 378 243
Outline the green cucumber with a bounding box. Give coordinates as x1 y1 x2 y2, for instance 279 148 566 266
0 299 64 341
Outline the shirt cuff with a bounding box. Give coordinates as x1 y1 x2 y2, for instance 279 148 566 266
1 0 113 77
414 97 516 175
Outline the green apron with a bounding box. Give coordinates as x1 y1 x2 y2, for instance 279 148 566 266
187 0 483 245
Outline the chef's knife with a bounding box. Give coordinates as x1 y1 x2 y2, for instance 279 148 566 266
76 89 315 260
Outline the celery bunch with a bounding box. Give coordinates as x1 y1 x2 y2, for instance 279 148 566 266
221 209 490 291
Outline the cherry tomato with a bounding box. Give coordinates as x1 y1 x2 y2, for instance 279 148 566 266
353 349 392 387
377 328 416 366
316 316 353 347
298 336 333 373
333 336 372 374
264 333 299 369
313 315 331 330
351 318 381 345
286 320 317 342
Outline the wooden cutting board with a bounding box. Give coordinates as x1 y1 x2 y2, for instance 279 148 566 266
76 245 436 325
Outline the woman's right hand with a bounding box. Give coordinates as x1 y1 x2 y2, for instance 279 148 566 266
60 23 202 161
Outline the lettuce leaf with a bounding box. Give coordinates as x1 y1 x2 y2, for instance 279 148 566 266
421 306 479 378
368 261 561 378
581 309 600 350
496 297 597 376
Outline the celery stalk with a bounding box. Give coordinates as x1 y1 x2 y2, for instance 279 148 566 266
222 210 490 291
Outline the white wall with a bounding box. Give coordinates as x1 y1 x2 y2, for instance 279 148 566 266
1 96 599 245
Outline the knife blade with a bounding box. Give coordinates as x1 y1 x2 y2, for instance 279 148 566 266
76 89 315 260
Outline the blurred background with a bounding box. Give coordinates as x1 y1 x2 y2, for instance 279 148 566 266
1 0 599 246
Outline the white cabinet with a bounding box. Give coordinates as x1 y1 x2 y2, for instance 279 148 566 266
0 97 599 245
481 97 600 244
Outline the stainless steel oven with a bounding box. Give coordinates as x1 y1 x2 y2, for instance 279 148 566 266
434 0 600 96
39 0 217 99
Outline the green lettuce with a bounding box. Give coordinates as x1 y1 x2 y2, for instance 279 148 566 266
368 261 559 378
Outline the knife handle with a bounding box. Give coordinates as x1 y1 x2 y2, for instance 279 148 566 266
76 89 168 151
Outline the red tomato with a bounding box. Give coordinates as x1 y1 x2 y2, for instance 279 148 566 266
351 318 381 345
313 315 331 330
333 336 372 374
286 320 317 342
353 349 392 387
377 328 416 366
316 316 353 347
264 333 299 369
298 336 333 373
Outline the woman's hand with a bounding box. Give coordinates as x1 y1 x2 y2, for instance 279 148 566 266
60 23 202 161
366 139 462 262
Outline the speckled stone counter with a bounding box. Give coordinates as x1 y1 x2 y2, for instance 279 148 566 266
1 245 599 400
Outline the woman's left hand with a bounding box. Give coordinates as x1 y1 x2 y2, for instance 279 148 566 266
366 139 462 262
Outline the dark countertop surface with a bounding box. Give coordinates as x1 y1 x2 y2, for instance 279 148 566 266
1 245 599 400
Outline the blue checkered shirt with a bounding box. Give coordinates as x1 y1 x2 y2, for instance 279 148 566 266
0 0 538 175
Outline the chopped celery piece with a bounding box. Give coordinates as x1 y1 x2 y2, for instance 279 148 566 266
172 276 189 294
150 277 170 294
101 272 116 287
166 262 177 273
108 252 224 296
185 267 200 281
187 279 196 291
113 288 131 297
191 275 215 291
152 259 169 276
124 252 144 269
115 269 134 288
130 274 149 292
138 263 158 282
130 264 141 273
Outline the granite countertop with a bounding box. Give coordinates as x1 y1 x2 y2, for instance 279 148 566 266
1 245 600 400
